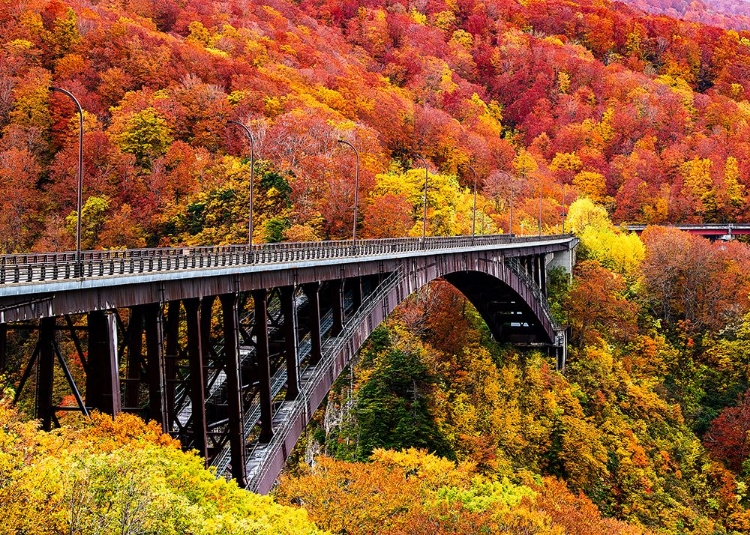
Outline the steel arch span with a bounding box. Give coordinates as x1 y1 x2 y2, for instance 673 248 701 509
242 246 574 492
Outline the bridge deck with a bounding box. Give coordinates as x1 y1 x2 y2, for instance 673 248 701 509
0 234 572 297
625 223 750 236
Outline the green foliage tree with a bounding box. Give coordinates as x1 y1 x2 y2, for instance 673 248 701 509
111 107 173 168
355 343 450 460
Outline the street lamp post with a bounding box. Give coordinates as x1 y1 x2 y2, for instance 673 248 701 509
414 154 429 243
509 188 514 239
227 121 255 247
50 87 84 277
538 184 543 237
465 164 478 239
336 139 360 246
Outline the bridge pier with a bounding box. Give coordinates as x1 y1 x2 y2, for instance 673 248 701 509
252 289 274 443
302 283 322 365
125 306 144 410
281 286 300 400
86 311 121 417
143 303 169 431
37 317 56 431
0 323 6 372
350 277 363 311
219 293 247 486
547 247 576 277
329 279 344 336
184 298 208 461
164 301 180 433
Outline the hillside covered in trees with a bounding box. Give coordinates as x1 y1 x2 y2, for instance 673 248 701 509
272 200 750 533
2 0 750 251
4 0 750 533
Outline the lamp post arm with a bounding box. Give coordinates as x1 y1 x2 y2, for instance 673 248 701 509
228 121 256 246
50 87 84 275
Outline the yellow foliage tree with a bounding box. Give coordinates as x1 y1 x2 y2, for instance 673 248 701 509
0 399 323 535
573 170 608 203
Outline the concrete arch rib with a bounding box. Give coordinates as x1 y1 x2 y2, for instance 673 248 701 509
250 257 556 493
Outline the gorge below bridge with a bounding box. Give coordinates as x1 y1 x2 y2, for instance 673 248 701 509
0 234 577 493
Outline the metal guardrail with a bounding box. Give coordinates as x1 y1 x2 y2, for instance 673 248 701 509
245 268 404 491
0 234 572 285
625 223 750 230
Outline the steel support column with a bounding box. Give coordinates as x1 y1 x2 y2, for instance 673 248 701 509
143 303 168 431
535 255 542 290
351 277 362 311
302 283 322 365
330 279 344 336
252 289 273 443
164 301 180 430
86 311 121 416
220 293 247 485
200 297 215 365
125 306 144 410
281 286 299 400
37 317 55 431
184 298 208 461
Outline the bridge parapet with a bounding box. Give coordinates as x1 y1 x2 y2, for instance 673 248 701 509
0 234 571 289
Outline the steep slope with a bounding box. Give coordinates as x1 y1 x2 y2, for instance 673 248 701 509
2 0 750 254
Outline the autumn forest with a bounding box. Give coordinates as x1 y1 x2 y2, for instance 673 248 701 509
3 0 750 532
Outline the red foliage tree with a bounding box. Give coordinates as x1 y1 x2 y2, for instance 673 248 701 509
704 390 750 472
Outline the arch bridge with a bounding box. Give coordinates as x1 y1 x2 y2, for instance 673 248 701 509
0 234 577 493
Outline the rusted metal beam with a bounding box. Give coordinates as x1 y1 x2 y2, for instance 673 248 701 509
252 289 273 443
144 303 168 431
184 298 208 460
219 293 247 486
64 315 88 374
302 283 322 365
281 286 299 400
87 311 121 416
37 317 55 431
52 340 88 417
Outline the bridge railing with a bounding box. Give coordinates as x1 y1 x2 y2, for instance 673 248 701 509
0 234 571 285
245 267 405 491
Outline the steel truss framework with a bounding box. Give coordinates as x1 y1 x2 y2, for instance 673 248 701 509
0 234 576 492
